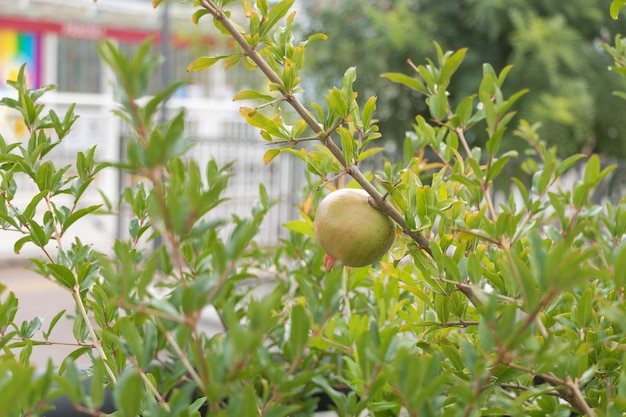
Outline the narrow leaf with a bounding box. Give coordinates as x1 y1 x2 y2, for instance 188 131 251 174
233 89 276 102
47 264 76 289
187 55 230 72
263 149 281 165
62 204 102 233
192 9 210 24
381 72 428 95
611 0 626 19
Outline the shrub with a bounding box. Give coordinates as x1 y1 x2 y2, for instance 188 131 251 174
1 1 626 416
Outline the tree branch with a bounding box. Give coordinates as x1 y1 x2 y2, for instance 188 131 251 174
199 0 484 309
508 364 597 416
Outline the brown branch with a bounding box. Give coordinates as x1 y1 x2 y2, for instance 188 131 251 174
266 136 319 146
507 364 596 415
450 227 502 245
456 127 497 222
564 377 598 417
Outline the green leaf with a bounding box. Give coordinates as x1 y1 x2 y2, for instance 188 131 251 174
326 87 349 118
573 182 594 209
43 309 67 339
428 86 448 121
62 204 102 233
227 218 259 259
47 264 76 289
337 126 355 166
486 155 515 182
614 245 626 288
228 384 259 417
28 221 49 248
240 106 289 139
13 236 31 254
611 0 626 19
233 89 276 102
440 47 467 83
286 303 310 360
556 154 586 177
145 80 190 121
22 190 47 220
380 72 428 95
260 0 295 38
90 359 107 409
187 55 230 72
113 367 144 417
21 316 42 338
467 252 482 284
583 154 600 183
283 219 315 237
59 358 83 395
454 95 475 128
263 148 281 165
192 8 211 24
361 96 377 130
358 147 384 162
257 0 269 16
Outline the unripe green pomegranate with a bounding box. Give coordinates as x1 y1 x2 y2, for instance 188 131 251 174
314 188 395 270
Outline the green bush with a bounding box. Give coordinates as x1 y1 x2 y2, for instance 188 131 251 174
1 0 626 416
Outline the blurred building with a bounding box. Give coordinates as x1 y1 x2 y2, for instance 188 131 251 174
0 0 303 259
0 0 238 95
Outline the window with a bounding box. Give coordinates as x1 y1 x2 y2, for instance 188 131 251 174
57 37 102 93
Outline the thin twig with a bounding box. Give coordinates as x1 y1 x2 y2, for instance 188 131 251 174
456 127 497 222
72 286 117 383
450 227 502 245
128 356 171 412
45 195 64 252
118 299 188 324
13 338 93 347
507 363 595 415
163 331 206 392
564 377 597 417
499 383 560 396
316 170 349 190
265 136 319 146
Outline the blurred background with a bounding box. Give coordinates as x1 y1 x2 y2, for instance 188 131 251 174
301 0 626 159
0 0 304 263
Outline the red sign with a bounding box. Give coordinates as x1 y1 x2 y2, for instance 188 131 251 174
0 15 204 44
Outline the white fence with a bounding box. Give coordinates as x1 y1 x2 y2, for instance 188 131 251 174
0 92 305 261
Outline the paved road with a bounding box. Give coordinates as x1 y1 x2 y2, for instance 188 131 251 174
0 263 79 368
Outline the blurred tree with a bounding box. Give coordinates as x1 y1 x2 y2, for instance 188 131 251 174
301 0 626 158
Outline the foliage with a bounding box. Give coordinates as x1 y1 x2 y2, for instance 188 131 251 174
611 0 626 19
1 1 626 416
301 0 626 159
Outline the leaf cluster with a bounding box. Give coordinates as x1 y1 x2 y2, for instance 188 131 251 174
2 1 626 417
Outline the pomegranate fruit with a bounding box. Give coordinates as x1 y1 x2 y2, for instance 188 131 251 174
314 188 395 269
